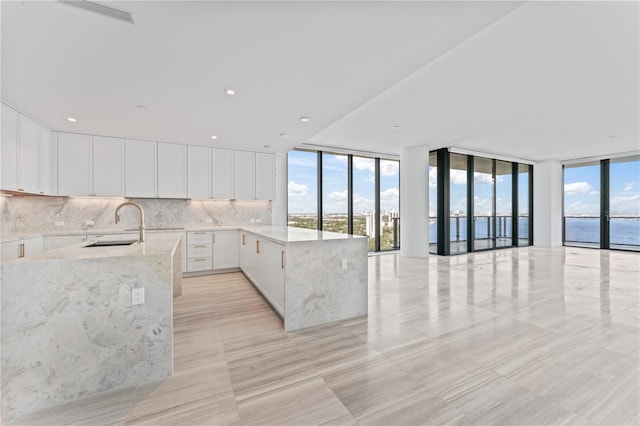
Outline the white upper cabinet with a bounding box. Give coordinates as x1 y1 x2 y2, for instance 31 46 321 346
255 152 275 200
1 103 18 190
93 136 124 197
212 148 234 199
188 145 211 199
58 132 92 196
234 150 255 200
17 114 39 194
125 139 157 198
37 126 51 195
157 142 187 199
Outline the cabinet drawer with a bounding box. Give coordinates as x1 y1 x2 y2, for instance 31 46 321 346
187 257 213 272
187 232 212 245
187 244 212 258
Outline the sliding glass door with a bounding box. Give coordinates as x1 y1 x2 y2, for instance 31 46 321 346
430 148 532 256
563 156 639 251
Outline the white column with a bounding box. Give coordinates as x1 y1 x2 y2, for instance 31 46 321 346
271 152 288 226
400 145 430 257
533 160 563 247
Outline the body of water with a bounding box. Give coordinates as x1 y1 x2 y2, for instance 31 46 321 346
428 217 640 248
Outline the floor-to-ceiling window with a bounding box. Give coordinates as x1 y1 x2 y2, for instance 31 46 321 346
609 156 640 250
563 161 601 248
563 155 639 251
287 150 318 230
322 153 348 234
450 153 468 254
380 159 400 251
352 156 376 250
473 156 493 251
495 160 513 248
287 149 399 252
428 152 438 254
517 164 531 246
430 148 532 256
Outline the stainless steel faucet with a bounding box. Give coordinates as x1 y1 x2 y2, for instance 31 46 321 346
115 201 146 242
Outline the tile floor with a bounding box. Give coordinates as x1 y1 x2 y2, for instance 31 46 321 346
8 246 640 426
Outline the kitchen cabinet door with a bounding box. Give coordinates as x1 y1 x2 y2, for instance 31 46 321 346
255 152 275 200
58 132 92 196
17 114 39 194
259 239 285 315
213 230 238 269
37 126 51 195
1 103 18 190
158 142 187 199
212 148 234 199
125 139 157 198
93 136 124 197
234 151 255 200
188 145 211 199
1 237 44 261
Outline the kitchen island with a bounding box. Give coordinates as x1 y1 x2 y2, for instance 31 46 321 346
238 226 368 332
1 233 182 417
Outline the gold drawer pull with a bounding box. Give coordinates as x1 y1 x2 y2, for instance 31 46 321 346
242 234 246 245
281 251 285 269
256 240 260 254
193 245 207 248
18 243 25 258
193 258 207 261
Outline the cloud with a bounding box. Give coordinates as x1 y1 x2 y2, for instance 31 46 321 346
429 167 438 188
624 182 635 192
564 181 592 195
474 172 494 185
353 157 374 172
288 181 308 197
381 187 399 200
589 191 600 196
328 190 347 201
450 169 467 185
610 194 640 215
381 161 399 177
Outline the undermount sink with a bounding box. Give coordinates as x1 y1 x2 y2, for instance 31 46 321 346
84 240 138 247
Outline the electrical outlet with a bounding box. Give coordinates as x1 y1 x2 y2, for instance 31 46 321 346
85 220 95 226
132 287 145 305
54 221 64 227
256 219 262 224
342 259 348 270
206 218 213 223
250 218 256 223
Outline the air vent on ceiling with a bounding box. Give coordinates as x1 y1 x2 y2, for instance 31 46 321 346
59 0 135 24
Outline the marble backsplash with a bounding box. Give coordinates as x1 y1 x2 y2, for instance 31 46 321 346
0 195 271 234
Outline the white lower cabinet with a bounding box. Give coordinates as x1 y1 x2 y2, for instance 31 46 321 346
258 239 285 315
1 237 44 261
213 231 238 269
238 232 285 316
186 231 213 272
44 235 87 251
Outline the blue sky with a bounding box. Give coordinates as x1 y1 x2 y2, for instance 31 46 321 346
287 151 399 215
564 159 640 216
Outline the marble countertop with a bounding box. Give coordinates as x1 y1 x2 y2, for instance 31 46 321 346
0 225 238 243
1 225 366 245
240 226 367 244
2 233 181 263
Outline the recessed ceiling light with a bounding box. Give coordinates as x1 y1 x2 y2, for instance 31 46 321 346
609 134 617 138
67 117 77 123
391 125 399 130
211 135 218 140
136 105 147 109
280 133 289 138
299 116 311 122
264 145 271 149
225 89 236 96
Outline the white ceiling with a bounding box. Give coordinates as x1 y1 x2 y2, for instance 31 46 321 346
2 1 638 161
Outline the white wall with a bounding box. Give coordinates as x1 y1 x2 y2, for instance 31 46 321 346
533 160 563 247
271 152 288 226
400 145 429 257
